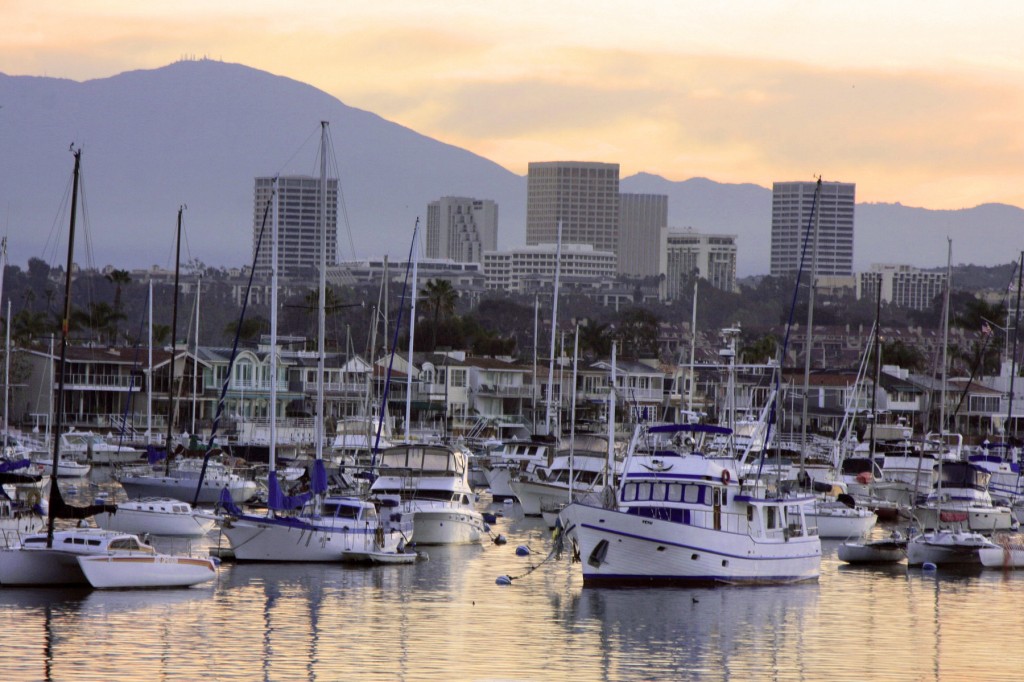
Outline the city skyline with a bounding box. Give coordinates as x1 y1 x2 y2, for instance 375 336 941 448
6 2 1024 214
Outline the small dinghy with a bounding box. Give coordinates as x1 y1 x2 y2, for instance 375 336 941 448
838 530 908 564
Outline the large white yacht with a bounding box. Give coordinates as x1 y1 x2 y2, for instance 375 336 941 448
559 423 821 586
370 443 485 545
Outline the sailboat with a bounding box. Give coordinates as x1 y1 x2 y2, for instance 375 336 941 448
0 148 216 588
221 123 413 562
907 239 1000 567
115 207 257 506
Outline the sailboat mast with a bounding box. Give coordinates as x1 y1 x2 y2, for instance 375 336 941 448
939 238 952 434
147 280 153 443
1003 251 1019 438
192 274 201 435
269 177 279 473
4 300 9 452
165 205 183 474
405 225 419 443
606 341 617 494
687 278 698 414
316 122 328 463
868 273 883 459
799 179 822 478
545 219 563 435
1 239 6 450
47 146 81 547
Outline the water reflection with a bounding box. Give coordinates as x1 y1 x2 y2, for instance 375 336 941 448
9 495 1024 680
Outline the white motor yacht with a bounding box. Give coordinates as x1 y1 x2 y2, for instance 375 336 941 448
559 423 821 586
371 443 485 545
94 497 217 538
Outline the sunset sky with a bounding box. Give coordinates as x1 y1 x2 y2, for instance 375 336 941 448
5 1 1024 210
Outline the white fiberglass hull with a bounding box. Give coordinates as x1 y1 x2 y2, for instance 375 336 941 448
0 514 46 544
222 515 410 562
483 467 517 501
76 554 217 589
807 507 876 539
560 502 820 585
913 505 1015 533
837 541 905 564
119 476 256 505
411 508 485 545
906 531 997 566
94 506 217 538
509 479 579 517
0 547 88 585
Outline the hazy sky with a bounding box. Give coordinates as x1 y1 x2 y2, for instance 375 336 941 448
6 1 1024 210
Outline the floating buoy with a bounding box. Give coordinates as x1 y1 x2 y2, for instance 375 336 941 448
495 575 513 586
493 534 507 545
922 562 937 571
515 545 531 556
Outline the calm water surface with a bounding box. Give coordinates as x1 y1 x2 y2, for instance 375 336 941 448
2 479 1024 681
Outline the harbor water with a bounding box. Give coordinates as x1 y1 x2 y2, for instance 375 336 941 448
3 479 1024 680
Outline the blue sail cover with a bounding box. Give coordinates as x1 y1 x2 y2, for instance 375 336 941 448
267 472 313 511
146 445 167 464
0 458 31 473
311 459 328 495
217 486 243 516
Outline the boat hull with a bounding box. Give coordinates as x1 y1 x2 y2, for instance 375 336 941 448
906 532 996 566
560 502 821 586
222 515 410 562
76 555 217 588
411 508 485 545
837 541 905 564
912 505 1015 533
808 508 877 539
119 476 256 505
94 504 217 538
0 547 88 585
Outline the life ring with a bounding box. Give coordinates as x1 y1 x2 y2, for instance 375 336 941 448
721 469 731 486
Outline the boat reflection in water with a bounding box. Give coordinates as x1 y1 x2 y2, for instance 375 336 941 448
564 584 819 678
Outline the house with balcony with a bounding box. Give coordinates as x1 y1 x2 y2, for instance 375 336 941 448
11 344 207 442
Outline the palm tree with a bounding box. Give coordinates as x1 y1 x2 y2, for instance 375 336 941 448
105 268 132 341
421 279 458 351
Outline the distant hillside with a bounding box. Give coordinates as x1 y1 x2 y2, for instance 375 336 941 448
2 59 1022 277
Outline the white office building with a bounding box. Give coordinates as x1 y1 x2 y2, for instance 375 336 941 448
619 193 668 277
425 197 498 264
770 181 854 277
858 264 947 310
483 244 617 294
526 161 620 256
253 175 338 280
661 229 738 299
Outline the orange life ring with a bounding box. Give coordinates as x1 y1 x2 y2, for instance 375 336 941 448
721 469 731 486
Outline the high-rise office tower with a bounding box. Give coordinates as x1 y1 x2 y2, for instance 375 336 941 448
253 175 338 279
425 197 498 263
619 193 668 277
661 229 738 299
770 181 855 277
526 161 620 256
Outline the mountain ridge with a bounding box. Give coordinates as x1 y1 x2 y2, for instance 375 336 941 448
1 59 1021 277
